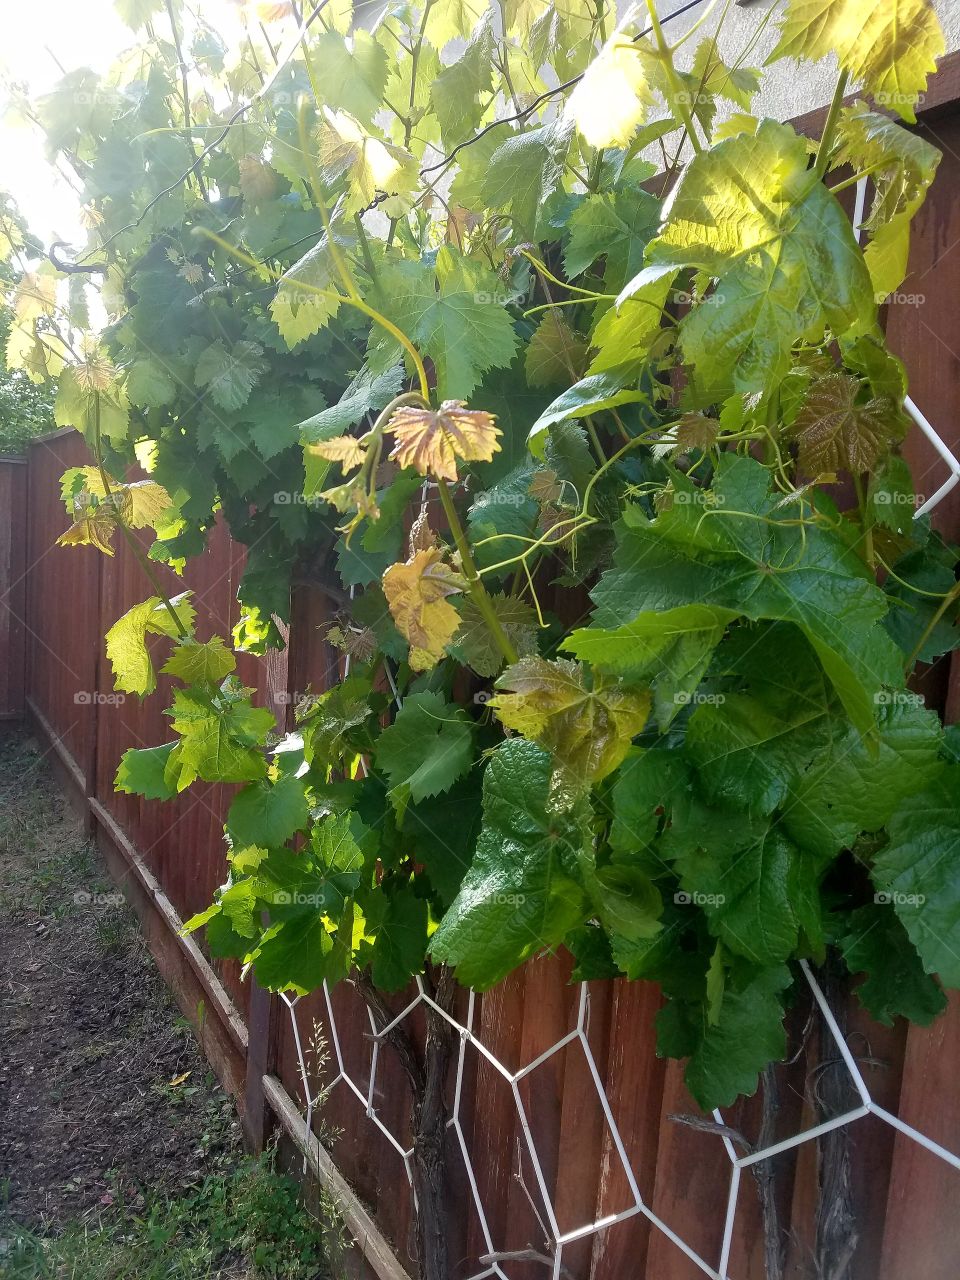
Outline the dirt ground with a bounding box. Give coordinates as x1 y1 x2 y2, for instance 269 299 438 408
0 729 243 1227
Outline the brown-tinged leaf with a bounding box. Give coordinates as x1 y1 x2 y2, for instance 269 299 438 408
408 506 437 555
491 656 651 802
675 411 719 453
308 434 368 473
327 624 378 663
528 468 563 504
388 400 501 482
787 373 906 474
238 154 278 203
383 548 466 670
57 511 116 556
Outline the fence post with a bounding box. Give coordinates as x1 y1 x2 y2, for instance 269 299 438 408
244 977 282 1151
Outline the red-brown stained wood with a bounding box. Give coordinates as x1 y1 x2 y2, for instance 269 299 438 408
0 459 27 719
589 978 665 1280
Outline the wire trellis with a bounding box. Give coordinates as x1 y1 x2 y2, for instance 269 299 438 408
274 177 960 1279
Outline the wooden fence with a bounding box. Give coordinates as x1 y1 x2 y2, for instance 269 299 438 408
4 91 960 1280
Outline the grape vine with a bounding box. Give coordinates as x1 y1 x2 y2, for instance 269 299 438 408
5 0 959 1271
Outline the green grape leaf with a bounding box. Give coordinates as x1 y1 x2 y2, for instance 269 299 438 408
781 699 943 858
374 690 474 811
656 965 791 1109
298 364 404 445
371 247 519 400
769 0 944 124
480 119 570 239
449 593 538 678
114 742 178 800
589 455 902 735
405 771 483 907
563 189 661 286
585 270 675 376
125 358 177 408
871 765 960 987
430 16 495 144
161 636 237 685
429 739 590 988
670 815 823 966
194 339 266 412
300 675 377 770
568 35 653 149
842 904 947 1026
271 236 343 348
167 684 274 785
105 594 196 695
312 29 389 125
317 109 418 215
564 604 737 727
834 104 941 295
525 311 588 389
363 883 430 992
646 120 873 391
527 371 645 454
227 775 310 849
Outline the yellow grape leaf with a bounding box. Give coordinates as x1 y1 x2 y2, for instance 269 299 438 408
387 400 501 482
317 109 417 216
119 480 173 530
382 548 465 671
307 435 368 473
491 656 651 800
769 0 944 124
568 37 653 148
168 1071 192 1087
57 511 117 556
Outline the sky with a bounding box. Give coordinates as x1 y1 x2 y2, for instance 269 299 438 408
0 0 247 247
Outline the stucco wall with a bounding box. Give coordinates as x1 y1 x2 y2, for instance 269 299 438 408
659 0 960 122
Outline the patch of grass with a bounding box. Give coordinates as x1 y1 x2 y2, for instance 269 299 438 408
0 1149 338 1280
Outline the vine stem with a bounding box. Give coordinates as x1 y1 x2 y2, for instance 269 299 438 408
815 69 850 178
645 0 703 156
905 576 960 674
437 478 519 665
197 229 431 400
